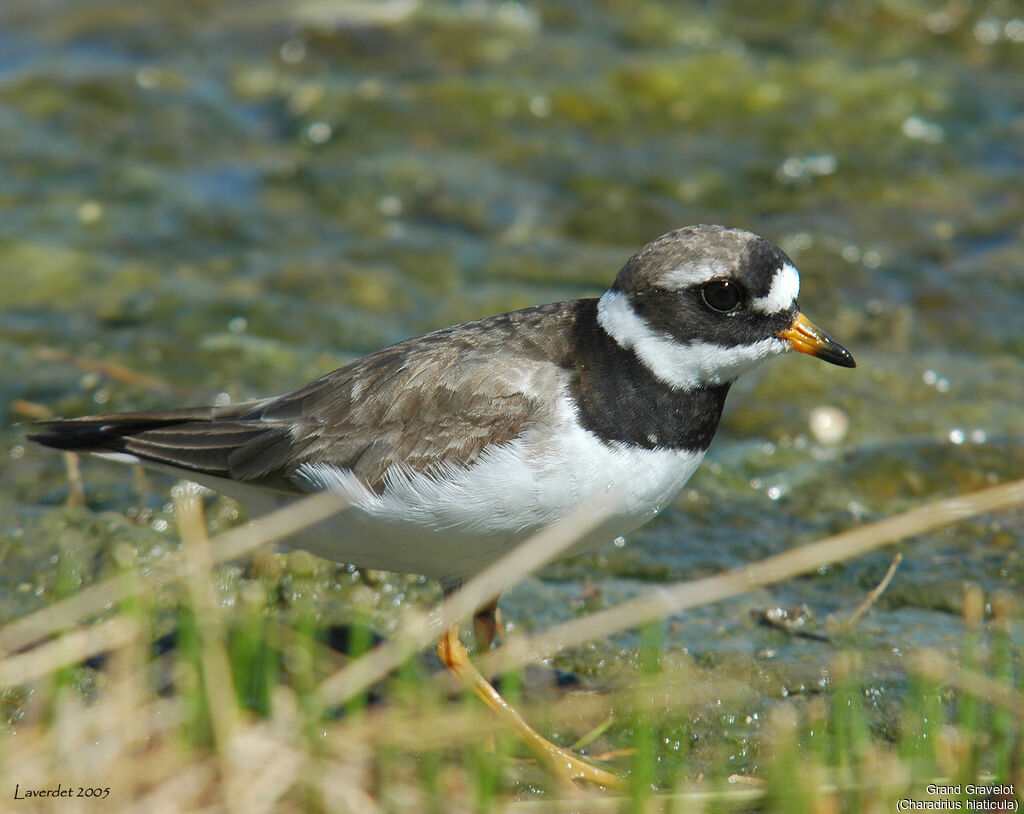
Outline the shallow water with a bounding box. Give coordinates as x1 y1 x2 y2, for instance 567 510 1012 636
1 0 1022 776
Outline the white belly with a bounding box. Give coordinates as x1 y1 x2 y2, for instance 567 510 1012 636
273 420 705 585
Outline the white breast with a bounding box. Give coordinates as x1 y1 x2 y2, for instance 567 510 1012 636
277 395 705 584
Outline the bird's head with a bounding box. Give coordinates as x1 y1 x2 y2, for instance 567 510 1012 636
597 224 855 390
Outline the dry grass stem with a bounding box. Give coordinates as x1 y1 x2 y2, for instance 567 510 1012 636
484 478 1024 677
10 399 55 420
33 345 171 390
62 451 86 507
0 616 139 687
837 552 903 630
175 486 241 803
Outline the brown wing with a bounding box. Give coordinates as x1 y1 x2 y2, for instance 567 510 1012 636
29 301 581 494
245 301 576 490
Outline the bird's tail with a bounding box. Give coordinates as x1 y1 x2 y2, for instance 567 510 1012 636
28 401 294 485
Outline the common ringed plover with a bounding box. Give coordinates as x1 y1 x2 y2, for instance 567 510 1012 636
30 224 855 787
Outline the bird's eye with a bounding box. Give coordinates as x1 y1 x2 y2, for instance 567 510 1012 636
701 280 742 313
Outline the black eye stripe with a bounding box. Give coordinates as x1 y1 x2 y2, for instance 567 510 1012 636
701 280 743 313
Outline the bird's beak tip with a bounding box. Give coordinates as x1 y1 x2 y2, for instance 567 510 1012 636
778 312 856 369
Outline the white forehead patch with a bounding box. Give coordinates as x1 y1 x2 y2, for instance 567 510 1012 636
597 290 787 390
661 261 728 290
751 262 800 314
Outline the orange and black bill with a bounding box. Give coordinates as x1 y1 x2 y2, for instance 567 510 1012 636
778 312 856 368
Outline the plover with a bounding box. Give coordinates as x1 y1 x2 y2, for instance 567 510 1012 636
30 224 855 786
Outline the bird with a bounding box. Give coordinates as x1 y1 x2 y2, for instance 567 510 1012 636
29 224 855 787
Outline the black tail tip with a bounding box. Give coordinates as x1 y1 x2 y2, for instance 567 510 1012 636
27 422 114 451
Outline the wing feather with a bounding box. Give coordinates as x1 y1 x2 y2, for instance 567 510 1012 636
29 301 582 494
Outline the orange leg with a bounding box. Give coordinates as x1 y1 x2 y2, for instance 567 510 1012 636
437 622 623 789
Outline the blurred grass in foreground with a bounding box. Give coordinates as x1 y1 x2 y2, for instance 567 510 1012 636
0 480 1021 813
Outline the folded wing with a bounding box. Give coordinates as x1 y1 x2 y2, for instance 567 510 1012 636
29 303 576 494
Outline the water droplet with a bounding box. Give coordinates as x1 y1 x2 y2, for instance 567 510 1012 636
135 66 160 89
804 154 837 175
778 157 805 181
1005 19 1024 42
791 232 813 251
973 18 1000 44
279 38 307 64
529 94 551 117
809 406 849 445
77 200 104 224
378 195 403 217
306 121 332 144
902 116 944 144
925 12 954 34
